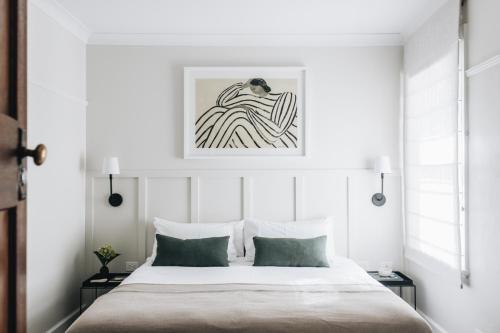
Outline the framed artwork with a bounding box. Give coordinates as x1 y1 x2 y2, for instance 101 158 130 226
184 67 307 158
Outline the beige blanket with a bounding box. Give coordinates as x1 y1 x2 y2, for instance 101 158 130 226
68 283 431 333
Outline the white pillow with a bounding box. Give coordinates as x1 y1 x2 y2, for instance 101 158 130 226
151 218 243 261
231 220 245 257
244 217 335 261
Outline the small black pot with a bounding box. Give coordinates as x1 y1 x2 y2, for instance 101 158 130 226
99 265 110 279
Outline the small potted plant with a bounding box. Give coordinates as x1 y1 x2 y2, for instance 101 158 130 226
94 244 120 279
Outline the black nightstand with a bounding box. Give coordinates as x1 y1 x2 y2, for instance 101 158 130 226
367 271 416 309
80 273 130 313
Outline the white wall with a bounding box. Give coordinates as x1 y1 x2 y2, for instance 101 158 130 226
404 1 500 332
27 2 87 332
86 46 401 171
85 45 404 274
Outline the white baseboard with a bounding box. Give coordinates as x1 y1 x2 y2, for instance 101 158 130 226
46 307 80 333
417 309 449 333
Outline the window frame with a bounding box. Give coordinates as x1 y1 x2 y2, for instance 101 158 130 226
457 36 469 283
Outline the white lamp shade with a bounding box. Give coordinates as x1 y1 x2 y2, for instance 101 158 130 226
102 157 120 175
374 156 392 174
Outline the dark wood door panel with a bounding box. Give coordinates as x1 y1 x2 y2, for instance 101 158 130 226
15 200 26 332
0 210 10 333
0 115 19 210
0 0 27 332
0 0 9 117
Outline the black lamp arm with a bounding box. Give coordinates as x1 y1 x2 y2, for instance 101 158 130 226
372 173 387 207
381 173 384 195
109 174 113 194
107 174 123 207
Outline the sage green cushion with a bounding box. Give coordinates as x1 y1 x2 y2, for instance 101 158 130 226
152 234 229 267
253 236 329 267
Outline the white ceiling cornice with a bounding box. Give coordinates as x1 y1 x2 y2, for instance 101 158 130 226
29 0 91 43
41 0 447 47
88 33 403 47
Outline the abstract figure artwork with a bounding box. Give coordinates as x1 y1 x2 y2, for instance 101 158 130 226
184 67 306 157
196 78 298 149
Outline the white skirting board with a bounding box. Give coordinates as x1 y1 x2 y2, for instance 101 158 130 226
417 309 449 333
46 307 80 333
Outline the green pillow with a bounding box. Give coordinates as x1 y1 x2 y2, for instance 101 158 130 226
253 236 329 267
152 234 229 267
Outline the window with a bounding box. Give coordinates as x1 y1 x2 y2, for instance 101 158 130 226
403 0 466 282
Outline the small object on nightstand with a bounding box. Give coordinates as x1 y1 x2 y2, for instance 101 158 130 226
368 271 417 309
378 261 393 277
94 244 120 279
109 276 126 282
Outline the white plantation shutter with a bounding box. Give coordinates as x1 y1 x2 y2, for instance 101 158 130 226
403 0 464 282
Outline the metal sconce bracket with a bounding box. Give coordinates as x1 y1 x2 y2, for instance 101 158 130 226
108 174 123 207
372 173 387 206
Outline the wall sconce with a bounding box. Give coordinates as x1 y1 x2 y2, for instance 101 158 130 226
372 155 392 207
102 157 123 207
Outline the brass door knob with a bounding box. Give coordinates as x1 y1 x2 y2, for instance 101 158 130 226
19 144 47 165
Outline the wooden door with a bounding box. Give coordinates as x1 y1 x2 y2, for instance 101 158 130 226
0 1 45 332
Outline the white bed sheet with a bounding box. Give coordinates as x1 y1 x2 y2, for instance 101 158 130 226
122 256 381 287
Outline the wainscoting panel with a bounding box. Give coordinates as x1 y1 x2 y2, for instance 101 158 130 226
199 177 243 223
145 177 191 255
90 177 139 273
86 170 402 274
348 173 402 270
250 176 296 221
301 175 349 256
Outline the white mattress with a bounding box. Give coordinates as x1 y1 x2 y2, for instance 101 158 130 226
122 256 381 287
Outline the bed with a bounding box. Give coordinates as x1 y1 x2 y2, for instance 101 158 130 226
68 256 431 333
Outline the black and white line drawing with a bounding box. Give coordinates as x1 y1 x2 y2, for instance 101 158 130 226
195 78 298 149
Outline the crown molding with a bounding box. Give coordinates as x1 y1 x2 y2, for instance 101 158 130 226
29 0 91 43
466 54 500 77
27 1 404 47
88 33 403 47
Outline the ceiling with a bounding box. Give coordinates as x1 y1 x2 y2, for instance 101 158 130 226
53 0 447 46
